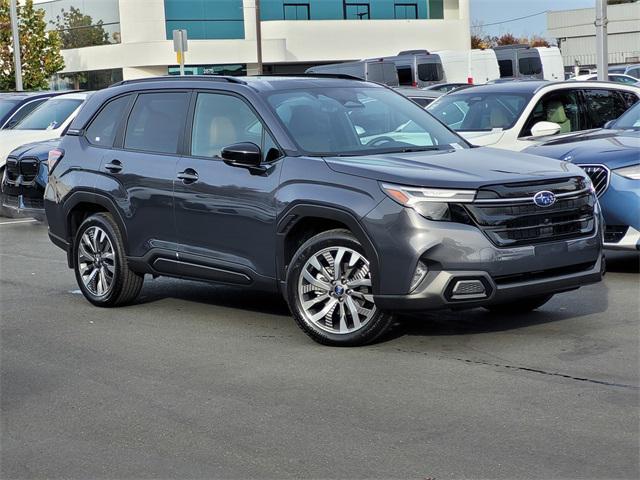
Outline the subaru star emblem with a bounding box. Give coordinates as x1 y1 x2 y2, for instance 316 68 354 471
533 190 556 208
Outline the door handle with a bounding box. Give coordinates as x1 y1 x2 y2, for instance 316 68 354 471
177 168 199 184
104 159 122 173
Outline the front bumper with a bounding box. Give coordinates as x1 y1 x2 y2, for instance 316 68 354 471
2 193 45 218
363 197 603 311
599 172 640 251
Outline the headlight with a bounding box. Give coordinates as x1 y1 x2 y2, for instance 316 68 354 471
614 164 640 180
381 183 476 222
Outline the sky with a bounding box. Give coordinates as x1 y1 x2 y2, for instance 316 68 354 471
470 0 597 39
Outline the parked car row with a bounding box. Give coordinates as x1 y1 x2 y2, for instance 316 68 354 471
0 73 637 347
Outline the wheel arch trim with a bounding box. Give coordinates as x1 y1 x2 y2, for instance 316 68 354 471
276 202 381 294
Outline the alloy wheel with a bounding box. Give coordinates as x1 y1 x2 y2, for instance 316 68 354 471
77 226 116 297
297 246 376 334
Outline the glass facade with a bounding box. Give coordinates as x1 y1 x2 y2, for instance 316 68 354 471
38 0 121 48
260 1 443 21
50 68 123 90
168 64 247 76
164 0 244 40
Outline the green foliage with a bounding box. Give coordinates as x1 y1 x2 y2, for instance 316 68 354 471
53 6 110 49
0 0 64 91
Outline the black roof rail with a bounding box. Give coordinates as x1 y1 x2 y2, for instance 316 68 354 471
493 44 531 50
255 73 366 81
109 75 247 87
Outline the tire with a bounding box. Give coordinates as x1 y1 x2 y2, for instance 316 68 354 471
286 229 393 347
73 212 143 307
484 294 553 313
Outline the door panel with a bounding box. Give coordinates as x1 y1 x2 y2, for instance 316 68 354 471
99 91 190 258
174 92 281 280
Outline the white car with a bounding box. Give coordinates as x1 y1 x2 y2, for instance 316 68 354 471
427 81 640 151
569 73 639 85
0 92 89 172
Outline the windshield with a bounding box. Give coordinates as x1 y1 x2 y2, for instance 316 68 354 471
266 86 466 156
0 99 19 120
613 102 640 129
14 98 82 130
428 92 532 131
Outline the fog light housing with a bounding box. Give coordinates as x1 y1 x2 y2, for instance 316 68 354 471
410 261 428 292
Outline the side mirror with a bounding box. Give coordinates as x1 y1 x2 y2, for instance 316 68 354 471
531 121 562 138
221 142 262 169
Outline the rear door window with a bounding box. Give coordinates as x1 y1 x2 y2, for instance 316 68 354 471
498 60 513 78
397 66 413 86
518 56 542 76
582 89 635 129
124 92 190 154
418 63 443 82
86 95 131 147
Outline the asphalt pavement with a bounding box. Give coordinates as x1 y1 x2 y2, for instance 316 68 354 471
1 218 639 479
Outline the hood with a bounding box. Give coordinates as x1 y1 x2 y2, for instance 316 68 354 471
0 129 62 166
524 129 640 170
456 130 506 147
9 137 61 159
323 147 584 189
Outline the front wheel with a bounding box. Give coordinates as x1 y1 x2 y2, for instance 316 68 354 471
73 212 144 307
484 294 554 313
286 229 393 347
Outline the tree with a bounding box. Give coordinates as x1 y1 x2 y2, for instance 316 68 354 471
496 33 521 46
0 0 64 90
53 6 109 50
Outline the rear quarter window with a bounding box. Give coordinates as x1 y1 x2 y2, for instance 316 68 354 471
85 95 131 147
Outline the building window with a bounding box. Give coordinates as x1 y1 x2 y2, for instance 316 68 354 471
428 0 444 19
395 3 418 19
39 0 121 49
344 2 370 19
164 0 244 40
283 3 310 20
50 68 123 90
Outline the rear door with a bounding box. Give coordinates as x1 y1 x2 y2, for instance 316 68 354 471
98 90 190 258
580 88 640 129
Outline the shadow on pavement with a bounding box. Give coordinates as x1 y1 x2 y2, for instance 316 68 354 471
605 251 640 274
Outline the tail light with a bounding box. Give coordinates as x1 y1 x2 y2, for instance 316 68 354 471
467 77 474 84
48 148 64 172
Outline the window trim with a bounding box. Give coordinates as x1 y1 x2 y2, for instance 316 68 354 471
394 2 418 19
83 93 134 149
283 2 310 20
185 89 284 164
343 2 370 20
117 90 193 156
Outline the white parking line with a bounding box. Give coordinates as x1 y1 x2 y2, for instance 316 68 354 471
0 218 38 225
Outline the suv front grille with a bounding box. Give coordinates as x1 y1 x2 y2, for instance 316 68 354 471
466 179 596 247
579 165 609 197
5 157 18 181
3 156 39 183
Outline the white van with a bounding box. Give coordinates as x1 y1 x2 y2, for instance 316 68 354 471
434 50 500 84
494 45 564 81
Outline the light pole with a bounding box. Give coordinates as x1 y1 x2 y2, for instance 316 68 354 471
9 0 23 91
595 0 608 81
255 0 263 75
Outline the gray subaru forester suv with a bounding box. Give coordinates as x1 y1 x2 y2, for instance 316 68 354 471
44 76 603 346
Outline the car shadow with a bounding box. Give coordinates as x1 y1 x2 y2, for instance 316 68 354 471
605 251 640 274
136 278 291 317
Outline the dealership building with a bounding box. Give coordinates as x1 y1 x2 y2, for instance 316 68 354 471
32 0 470 89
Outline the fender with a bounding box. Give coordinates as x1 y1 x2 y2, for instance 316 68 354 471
62 190 130 266
276 202 382 295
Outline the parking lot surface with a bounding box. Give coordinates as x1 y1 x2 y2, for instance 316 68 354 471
1 219 639 479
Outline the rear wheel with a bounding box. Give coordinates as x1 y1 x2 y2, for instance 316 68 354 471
484 294 553 313
73 212 143 307
286 229 393 346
